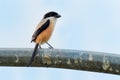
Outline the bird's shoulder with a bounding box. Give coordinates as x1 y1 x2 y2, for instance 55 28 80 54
31 19 50 42
35 19 48 31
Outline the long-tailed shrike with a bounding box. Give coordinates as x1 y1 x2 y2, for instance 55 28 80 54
28 11 61 66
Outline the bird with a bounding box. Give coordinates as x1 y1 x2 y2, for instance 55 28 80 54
27 11 61 66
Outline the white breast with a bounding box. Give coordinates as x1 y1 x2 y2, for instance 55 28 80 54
47 17 57 27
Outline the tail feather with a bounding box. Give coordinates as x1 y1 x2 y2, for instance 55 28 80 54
27 44 39 67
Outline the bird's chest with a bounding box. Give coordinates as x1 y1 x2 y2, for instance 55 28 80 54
40 22 55 44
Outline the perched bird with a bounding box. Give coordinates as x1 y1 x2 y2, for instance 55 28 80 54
27 11 61 66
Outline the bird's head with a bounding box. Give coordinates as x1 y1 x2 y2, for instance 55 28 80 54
43 11 61 19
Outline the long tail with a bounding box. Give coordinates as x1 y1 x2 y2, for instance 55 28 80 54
27 44 39 67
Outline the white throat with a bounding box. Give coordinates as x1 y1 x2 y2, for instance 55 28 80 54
47 17 57 26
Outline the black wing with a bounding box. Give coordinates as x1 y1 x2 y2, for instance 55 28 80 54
31 19 50 42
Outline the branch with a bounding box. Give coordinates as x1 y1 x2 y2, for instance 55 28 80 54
0 48 120 75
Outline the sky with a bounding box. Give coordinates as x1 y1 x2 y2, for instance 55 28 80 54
0 0 120 80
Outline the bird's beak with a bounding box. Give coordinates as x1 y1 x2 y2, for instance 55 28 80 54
55 14 61 18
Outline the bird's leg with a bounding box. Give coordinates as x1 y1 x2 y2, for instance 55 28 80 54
46 42 54 49
39 44 41 49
